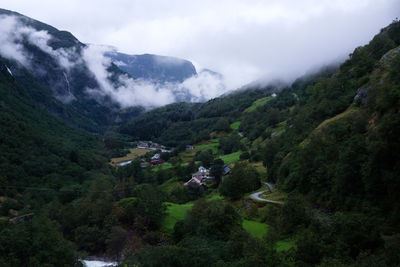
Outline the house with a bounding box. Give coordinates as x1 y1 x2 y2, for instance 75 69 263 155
184 166 214 187
186 145 194 150
150 159 164 165
137 141 172 152
198 166 207 173
151 153 161 160
137 141 149 149
223 165 231 176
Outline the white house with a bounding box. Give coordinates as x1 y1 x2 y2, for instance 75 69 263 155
184 166 214 187
151 153 160 160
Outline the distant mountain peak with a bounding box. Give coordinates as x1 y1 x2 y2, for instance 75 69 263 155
105 51 197 83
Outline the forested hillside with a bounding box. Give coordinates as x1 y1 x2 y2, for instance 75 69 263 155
116 20 400 266
0 55 109 265
0 7 400 266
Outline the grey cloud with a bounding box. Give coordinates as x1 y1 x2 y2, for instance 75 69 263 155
0 15 79 71
1 0 399 107
0 14 230 108
2 1 399 90
0 15 33 66
82 45 229 108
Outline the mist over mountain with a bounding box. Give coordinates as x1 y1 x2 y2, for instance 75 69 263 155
1 3 400 266
0 8 228 119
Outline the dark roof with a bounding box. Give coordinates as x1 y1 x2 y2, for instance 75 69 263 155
223 165 231 175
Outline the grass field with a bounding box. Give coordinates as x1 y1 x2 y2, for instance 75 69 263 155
110 148 151 166
276 239 295 252
152 162 173 171
180 149 196 163
220 151 241 165
269 120 287 137
179 138 220 163
230 121 241 131
195 138 220 154
244 96 273 112
161 202 193 234
161 201 294 252
242 219 269 238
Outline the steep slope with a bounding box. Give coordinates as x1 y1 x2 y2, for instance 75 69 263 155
0 8 123 131
120 20 400 226
119 86 276 146
0 56 106 190
0 8 229 131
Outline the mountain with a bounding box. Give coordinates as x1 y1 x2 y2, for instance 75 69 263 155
107 52 197 83
0 8 225 133
120 19 400 225
116 20 400 265
1 7 400 267
0 8 123 132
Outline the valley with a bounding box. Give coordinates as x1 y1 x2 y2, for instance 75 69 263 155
0 6 399 267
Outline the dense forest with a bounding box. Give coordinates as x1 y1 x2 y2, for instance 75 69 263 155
0 10 399 267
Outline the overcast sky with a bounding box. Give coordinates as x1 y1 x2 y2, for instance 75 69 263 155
1 0 399 89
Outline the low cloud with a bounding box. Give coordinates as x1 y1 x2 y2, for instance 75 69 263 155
0 15 32 66
83 45 176 108
181 70 226 101
0 15 78 70
0 14 232 108
2 1 399 90
83 45 228 108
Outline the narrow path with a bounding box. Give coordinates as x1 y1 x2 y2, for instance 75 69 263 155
249 182 284 205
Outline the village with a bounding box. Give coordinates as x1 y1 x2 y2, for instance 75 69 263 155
110 140 172 167
110 140 232 189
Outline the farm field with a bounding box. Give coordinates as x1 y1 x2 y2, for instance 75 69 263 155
276 239 295 252
110 148 150 166
242 219 269 238
161 202 194 234
244 96 273 112
230 121 241 131
220 151 241 165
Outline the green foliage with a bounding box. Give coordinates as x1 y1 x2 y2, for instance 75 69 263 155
220 151 242 165
161 202 194 234
219 134 242 154
230 121 241 131
219 162 260 199
132 184 167 230
210 159 225 185
214 117 231 132
194 149 214 167
0 217 77 266
173 199 242 241
242 219 269 238
244 96 273 112
1 15 400 267
120 89 272 147
106 226 127 260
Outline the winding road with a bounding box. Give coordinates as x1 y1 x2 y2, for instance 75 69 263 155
249 182 284 205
